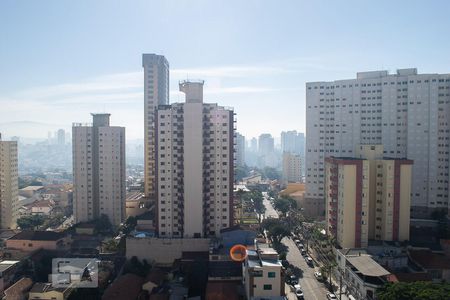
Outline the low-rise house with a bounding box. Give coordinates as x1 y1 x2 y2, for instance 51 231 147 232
28 283 72 300
102 273 145 300
336 249 391 300
19 186 43 199
6 231 71 252
408 249 450 282
3 277 33 300
0 260 21 293
21 200 55 216
242 242 284 300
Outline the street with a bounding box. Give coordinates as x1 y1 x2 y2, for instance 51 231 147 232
262 192 328 300
262 192 278 219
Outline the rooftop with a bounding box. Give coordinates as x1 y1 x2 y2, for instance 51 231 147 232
9 231 66 241
102 273 145 300
347 255 390 277
409 249 450 269
20 186 44 191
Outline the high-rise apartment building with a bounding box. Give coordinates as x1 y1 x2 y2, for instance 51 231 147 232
236 132 246 167
281 130 305 157
0 134 19 229
258 134 274 156
258 134 277 168
57 129 65 146
250 137 258 153
155 81 234 238
72 114 126 226
143 54 169 200
325 145 412 248
282 152 302 184
306 68 450 218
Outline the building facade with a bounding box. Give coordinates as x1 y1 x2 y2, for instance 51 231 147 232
155 80 234 238
0 134 19 229
72 114 126 226
235 132 246 167
282 152 302 184
143 54 170 200
281 130 305 158
306 68 450 218
325 145 412 248
243 242 284 300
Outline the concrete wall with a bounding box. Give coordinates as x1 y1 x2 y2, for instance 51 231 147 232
126 237 210 265
183 102 204 237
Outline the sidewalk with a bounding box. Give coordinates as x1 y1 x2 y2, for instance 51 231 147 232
284 283 297 300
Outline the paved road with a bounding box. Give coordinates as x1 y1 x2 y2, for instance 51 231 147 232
262 192 278 219
284 237 327 300
262 194 328 300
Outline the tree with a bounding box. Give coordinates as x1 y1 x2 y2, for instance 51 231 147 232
262 167 281 180
274 196 297 218
261 218 291 245
17 215 45 230
377 282 450 300
95 214 113 234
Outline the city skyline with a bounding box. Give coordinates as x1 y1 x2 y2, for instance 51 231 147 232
1 1 450 139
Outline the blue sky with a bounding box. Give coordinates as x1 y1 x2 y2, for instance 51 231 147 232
1 0 450 140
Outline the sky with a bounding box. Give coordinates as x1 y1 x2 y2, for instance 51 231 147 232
1 0 450 141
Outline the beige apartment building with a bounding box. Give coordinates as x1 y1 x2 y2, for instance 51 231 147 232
0 134 19 229
282 152 302 184
325 145 412 248
155 80 234 238
72 114 126 226
143 54 169 200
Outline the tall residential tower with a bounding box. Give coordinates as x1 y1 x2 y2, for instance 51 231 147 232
0 134 19 229
143 54 169 200
155 81 234 238
72 114 126 226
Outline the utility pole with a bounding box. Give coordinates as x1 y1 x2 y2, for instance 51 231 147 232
339 269 343 300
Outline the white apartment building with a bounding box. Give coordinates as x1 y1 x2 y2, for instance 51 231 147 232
143 54 169 200
236 132 246 167
243 242 284 300
0 134 19 229
72 114 126 226
281 130 305 158
306 68 450 218
282 152 302 184
155 80 234 238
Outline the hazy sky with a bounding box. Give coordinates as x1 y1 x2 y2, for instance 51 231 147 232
1 0 450 140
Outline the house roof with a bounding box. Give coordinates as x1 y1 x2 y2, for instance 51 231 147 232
20 186 44 191
9 231 66 241
205 281 240 300
391 272 432 282
409 249 450 270
347 255 390 277
102 273 145 300
145 268 166 285
4 277 33 298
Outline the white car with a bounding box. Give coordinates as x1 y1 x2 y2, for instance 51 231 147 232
293 284 303 299
314 271 323 281
327 293 337 300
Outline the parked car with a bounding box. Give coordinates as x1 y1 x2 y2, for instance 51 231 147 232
314 271 323 281
288 275 298 285
305 256 314 267
294 284 304 299
300 249 307 256
327 293 337 300
297 243 304 249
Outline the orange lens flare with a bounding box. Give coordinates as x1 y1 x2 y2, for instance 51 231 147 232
230 244 247 262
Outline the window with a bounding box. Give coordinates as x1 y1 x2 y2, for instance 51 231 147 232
263 284 272 290
268 272 276 278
